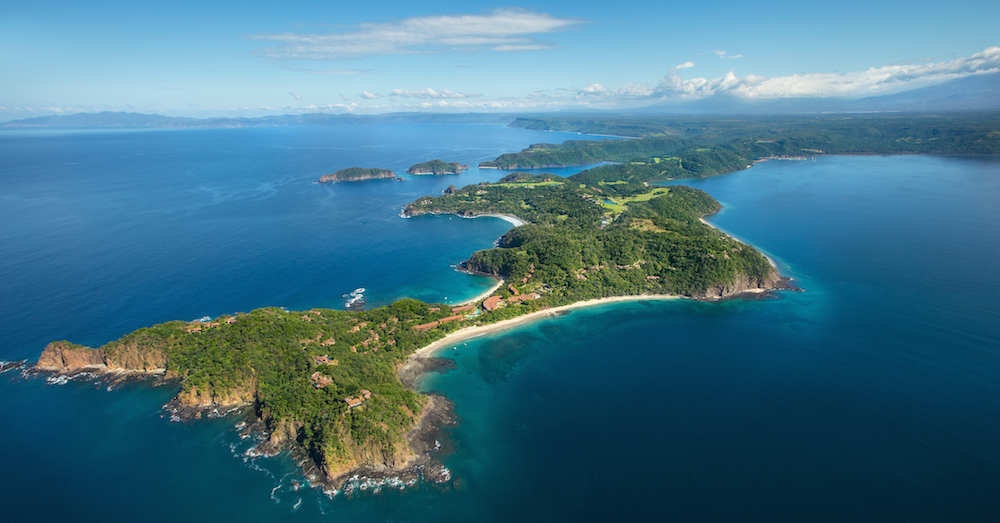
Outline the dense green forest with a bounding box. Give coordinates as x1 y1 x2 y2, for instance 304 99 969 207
319 167 397 182
406 173 776 302
97 298 472 477
407 159 468 174
480 113 1000 171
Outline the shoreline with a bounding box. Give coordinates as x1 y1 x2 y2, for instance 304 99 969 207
700 217 778 269
453 278 503 306
407 294 681 362
460 212 527 227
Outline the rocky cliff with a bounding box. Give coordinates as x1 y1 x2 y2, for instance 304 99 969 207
696 269 784 300
35 340 166 375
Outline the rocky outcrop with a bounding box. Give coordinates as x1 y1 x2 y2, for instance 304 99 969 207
175 379 256 409
35 341 106 371
35 340 167 375
321 394 456 487
696 270 783 300
104 339 168 372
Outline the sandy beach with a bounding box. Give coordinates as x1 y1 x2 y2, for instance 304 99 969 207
453 278 503 306
465 213 527 227
410 294 680 360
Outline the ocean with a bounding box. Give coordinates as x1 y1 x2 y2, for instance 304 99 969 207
1 126 998 521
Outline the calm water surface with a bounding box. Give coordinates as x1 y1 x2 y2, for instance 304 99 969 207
1 128 998 521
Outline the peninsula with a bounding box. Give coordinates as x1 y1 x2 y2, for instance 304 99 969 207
319 167 400 183
32 161 784 491
407 159 469 175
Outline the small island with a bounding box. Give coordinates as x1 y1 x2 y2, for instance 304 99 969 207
319 167 400 183
406 159 469 175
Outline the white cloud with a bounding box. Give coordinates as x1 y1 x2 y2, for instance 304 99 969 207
359 91 380 99
580 83 607 94
289 92 301 100
250 9 583 61
390 88 479 99
675 61 695 70
657 46 1000 99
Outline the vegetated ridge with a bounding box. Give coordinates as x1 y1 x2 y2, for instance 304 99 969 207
480 113 1000 171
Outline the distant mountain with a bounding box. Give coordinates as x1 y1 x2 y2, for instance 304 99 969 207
641 72 1000 114
1 111 517 128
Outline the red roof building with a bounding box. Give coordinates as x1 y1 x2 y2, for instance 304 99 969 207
483 296 504 311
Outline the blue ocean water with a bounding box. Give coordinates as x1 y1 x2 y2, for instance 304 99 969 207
2 128 999 521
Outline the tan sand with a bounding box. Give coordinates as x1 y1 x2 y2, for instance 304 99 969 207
453 279 503 306
410 294 680 360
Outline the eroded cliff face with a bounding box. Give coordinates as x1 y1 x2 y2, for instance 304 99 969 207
35 341 107 371
104 340 168 372
697 269 782 300
35 340 168 374
175 378 257 408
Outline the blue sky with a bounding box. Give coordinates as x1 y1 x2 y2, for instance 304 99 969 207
2 0 998 119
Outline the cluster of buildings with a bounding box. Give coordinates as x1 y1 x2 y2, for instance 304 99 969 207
313 354 337 366
344 389 372 409
482 292 540 311
185 316 238 334
310 371 333 388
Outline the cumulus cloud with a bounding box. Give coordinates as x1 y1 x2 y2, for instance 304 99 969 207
359 91 381 99
289 92 301 100
390 88 479 99
250 8 583 61
675 61 695 70
657 46 1000 99
580 83 607 94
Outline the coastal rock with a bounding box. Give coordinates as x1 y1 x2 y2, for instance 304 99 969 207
696 270 782 300
175 378 256 409
104 339 167 372
35 339 168 376
35 341 107 372
323 394 457 488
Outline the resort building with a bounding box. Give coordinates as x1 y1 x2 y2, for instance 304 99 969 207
483 296 504 311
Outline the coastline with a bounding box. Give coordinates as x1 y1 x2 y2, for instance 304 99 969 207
454 278 503 306
700 217 778 269
461 213 527 227
406 294 681 363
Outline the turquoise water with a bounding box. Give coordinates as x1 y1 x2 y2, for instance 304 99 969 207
1 128 999 521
